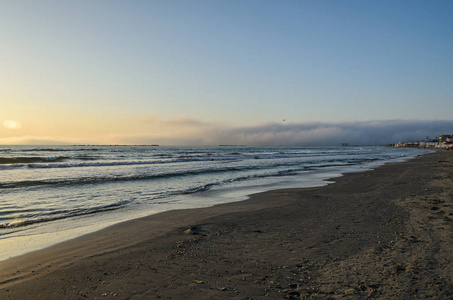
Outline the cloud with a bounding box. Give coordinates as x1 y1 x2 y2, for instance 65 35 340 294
1 119 452 146
105 119 453 146
0 136 73 145
211 120 453 146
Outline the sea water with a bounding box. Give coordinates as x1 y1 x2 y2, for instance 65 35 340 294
0 145 428 260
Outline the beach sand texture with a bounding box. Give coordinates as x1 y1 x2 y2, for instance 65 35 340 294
1 150 452 299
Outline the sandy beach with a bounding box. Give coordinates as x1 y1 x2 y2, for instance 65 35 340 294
0 150 452 299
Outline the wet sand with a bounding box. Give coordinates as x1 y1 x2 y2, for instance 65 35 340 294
1 150 452 299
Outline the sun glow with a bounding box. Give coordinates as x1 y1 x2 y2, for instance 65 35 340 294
3 120 22 129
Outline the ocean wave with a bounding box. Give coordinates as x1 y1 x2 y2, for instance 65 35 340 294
25 157 228 169
0 202 128 229
0 156 238 170
18 148 102 152
0 164 255 189
0 157 362 189
0 148 359 170
0 156 69 165
167 166 315 196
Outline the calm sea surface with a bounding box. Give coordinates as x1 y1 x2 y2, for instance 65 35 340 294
0 145 428 260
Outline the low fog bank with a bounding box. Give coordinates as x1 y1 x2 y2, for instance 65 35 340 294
2 120 452 146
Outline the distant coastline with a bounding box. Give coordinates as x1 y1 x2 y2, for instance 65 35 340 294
393 133 453 150
393 142 452 150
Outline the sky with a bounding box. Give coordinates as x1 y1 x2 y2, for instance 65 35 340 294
1 0 452 145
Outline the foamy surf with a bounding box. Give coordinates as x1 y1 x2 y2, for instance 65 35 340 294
0 145 429 261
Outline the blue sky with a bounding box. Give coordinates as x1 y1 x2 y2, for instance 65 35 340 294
0 0 452 145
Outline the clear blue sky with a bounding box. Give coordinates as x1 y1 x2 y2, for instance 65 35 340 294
1 0 452 145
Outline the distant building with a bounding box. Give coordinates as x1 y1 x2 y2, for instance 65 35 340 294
394 133 453 150
439 135 453 143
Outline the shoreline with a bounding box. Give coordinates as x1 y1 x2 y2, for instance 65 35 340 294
1 150 452 299
0 149 419 263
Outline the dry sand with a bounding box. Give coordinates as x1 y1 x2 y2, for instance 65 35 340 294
0 150 452 299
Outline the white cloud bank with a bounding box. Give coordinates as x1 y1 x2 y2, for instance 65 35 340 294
1 120 452 146
205 120 453 146
108 119 453 146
